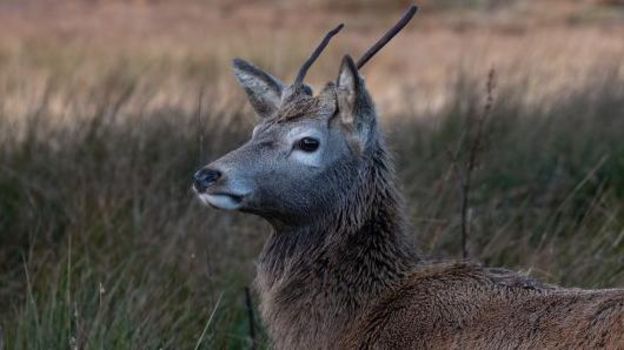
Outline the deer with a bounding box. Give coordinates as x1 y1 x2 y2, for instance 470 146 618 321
192 5 624 349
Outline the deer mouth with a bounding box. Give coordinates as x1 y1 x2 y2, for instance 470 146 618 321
196 192 245 210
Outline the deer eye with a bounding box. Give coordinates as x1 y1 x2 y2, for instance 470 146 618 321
296 137 320 152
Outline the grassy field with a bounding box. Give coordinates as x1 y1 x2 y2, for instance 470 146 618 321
1 0 624 349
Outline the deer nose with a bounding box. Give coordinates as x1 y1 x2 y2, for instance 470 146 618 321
193 168 221 193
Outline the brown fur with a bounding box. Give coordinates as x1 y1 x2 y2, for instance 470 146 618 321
342 263 624 349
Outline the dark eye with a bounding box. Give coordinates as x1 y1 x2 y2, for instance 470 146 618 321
297 137 320 152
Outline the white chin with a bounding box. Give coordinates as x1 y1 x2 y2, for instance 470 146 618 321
198 193 242 210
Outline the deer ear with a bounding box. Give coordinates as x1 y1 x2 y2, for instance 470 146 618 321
232 58 284 118
337 55 359 97
336 55 375 152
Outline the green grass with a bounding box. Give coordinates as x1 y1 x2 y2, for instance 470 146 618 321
393 69 624 286
1 55 623 349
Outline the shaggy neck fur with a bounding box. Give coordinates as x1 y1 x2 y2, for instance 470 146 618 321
256 138 419 349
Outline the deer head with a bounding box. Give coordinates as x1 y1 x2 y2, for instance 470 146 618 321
193 6 418 228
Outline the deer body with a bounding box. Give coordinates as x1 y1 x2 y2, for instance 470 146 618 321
342 263 624 349
193 9 624 349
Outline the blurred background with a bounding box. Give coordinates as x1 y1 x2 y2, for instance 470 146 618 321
1 0 623 348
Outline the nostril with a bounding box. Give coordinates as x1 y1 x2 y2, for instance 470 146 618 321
193 168 221 192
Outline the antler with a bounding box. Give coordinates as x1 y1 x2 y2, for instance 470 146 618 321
356 5 418 69
294 23 345 86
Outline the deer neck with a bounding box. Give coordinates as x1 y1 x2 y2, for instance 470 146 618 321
255 141 419 346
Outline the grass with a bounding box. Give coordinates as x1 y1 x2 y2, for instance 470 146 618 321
393 68 624 287
1 1 624 349
0 65 267 348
